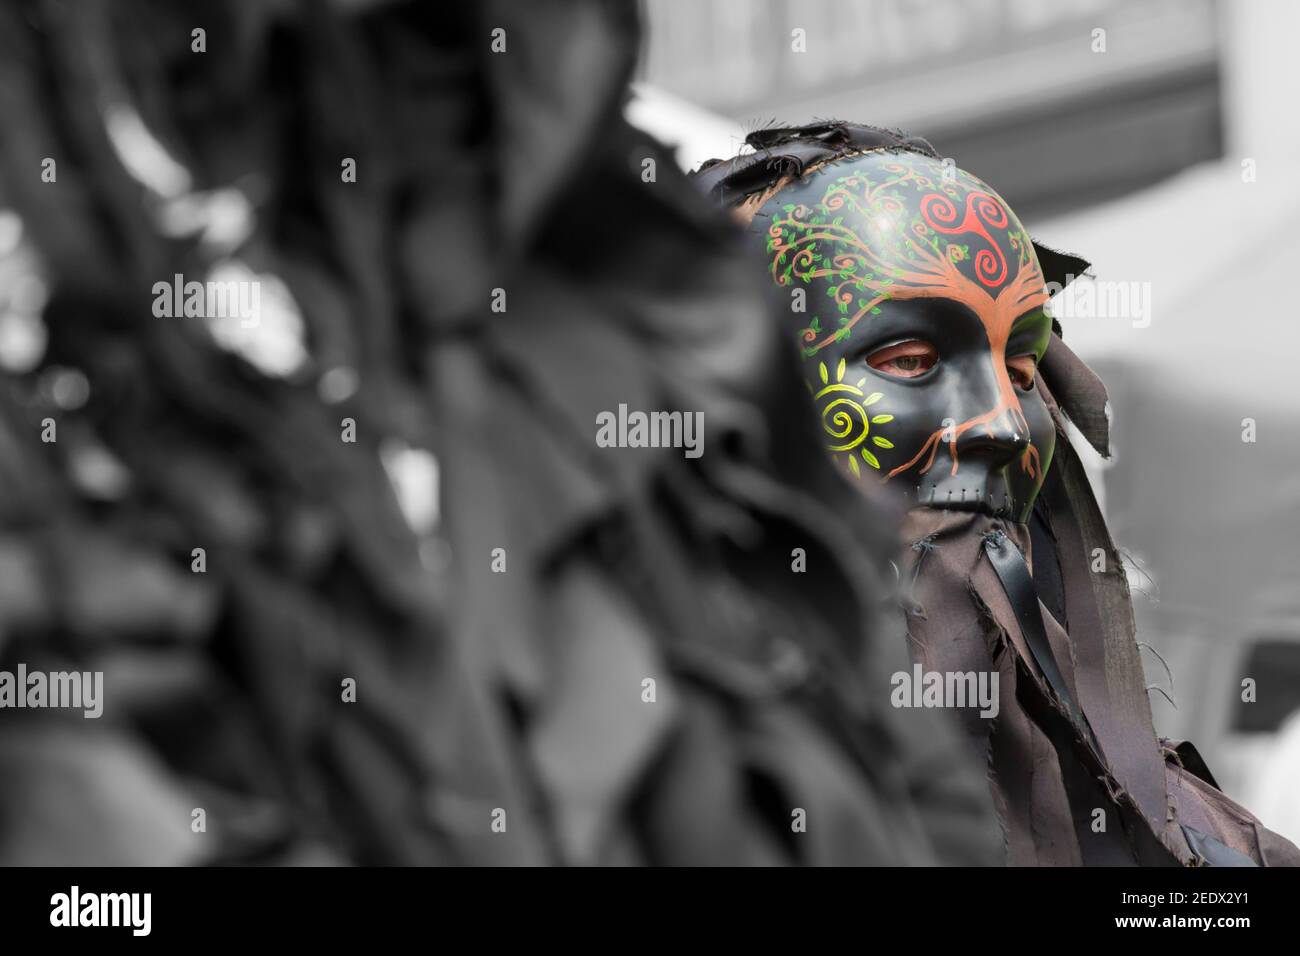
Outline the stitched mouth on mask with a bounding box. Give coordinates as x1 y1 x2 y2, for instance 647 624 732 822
911 480 1014 517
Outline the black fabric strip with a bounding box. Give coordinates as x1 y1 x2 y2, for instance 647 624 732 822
983 530 1092 739
1170 740 1222 790
982 530 1182 867
1009 655 1141 865
1027 500 1067 629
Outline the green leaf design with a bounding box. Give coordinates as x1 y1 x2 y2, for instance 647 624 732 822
872 436 894 449
862 392 883 407
818 362 829 385
848 455 861 477
836 358 846 381
862 449 881 469
871 414 894 424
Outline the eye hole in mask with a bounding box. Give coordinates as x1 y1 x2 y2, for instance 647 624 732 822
1006 354 1037 391
866 339 1039 391
866 339 937 379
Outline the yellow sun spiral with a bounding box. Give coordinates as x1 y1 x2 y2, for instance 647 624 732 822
820 394 870 452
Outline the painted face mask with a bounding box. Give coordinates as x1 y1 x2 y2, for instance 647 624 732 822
747 149 1055 522
698 125 1300 867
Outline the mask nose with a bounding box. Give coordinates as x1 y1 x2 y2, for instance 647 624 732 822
912 415 1028 516
958 415 1029 470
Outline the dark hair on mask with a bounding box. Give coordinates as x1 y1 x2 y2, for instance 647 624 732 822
691 120 940 208
690 119 1089 333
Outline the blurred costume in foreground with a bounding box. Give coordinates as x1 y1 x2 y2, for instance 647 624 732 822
0 3 998 864
696 123 1300 866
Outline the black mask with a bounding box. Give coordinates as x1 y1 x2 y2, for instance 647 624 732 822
746 149 1056 522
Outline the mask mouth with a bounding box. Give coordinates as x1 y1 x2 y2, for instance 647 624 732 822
907 477 1018 520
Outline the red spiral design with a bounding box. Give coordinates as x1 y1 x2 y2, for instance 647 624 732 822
920 192 958 228
974 249 1001 286
971 192 1008 229
920 190 1009 288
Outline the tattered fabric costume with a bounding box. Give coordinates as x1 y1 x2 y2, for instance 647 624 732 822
696 122 1300 866
0 6 1000 865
